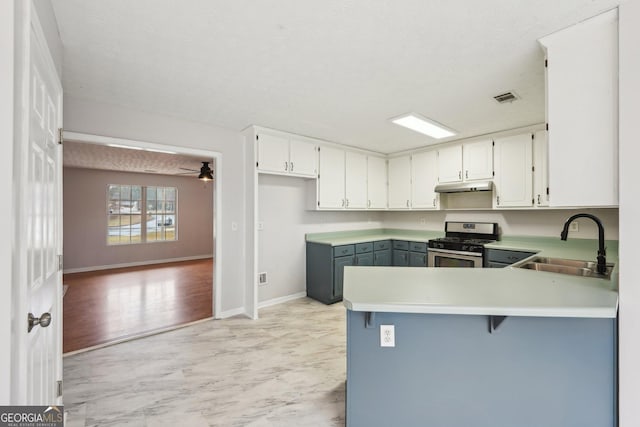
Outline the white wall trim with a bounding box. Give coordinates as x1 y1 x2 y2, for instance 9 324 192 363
62 254 214 274
217 307 247 319
63 131 224 319
258 292 307 309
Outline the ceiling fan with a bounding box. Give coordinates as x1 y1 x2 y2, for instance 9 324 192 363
177 161 214 181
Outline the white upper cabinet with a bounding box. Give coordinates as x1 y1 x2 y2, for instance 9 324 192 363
257 133 290 174
462 139 493 181
289 139 318 177
345 151 368 209
539 9 618 207
367 156 388 209
533 130 549 207
388 156 412 209
317 146 345 209
437 141 493 184
493 133 533 208
257 132 317 178
411 150 439 209
437 145 463 183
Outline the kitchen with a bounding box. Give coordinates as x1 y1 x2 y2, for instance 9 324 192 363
255 7 624 426
3 0 639 425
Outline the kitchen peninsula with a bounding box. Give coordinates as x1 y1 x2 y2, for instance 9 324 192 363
341 236 618 427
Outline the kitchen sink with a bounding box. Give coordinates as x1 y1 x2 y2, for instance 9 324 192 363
516 256 614 280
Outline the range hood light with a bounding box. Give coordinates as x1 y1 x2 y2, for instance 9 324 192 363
390 113 457 139
434 181 493 193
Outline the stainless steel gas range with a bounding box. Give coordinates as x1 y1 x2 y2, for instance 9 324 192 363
427 221 499 268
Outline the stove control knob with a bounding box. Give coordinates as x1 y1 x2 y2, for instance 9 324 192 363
462 245 468 251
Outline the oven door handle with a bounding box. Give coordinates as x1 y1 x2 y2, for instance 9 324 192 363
427 248 483 258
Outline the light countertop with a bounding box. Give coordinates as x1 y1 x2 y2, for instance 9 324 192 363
306 228 443 246
340 234 618 319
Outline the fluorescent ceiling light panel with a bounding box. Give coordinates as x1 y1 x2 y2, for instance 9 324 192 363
107 143 143 151
391 113 457 139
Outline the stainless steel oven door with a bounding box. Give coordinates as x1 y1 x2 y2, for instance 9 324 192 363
428 248 483 268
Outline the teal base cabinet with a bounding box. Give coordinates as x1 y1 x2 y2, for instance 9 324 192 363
392 240 409 266
307 242 377 304
485 248 535 268
408 241 428 267
306 243 354 304
346 310 616 427
373 240 392 266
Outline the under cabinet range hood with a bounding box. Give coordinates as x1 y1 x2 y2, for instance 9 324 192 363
434 180 493 193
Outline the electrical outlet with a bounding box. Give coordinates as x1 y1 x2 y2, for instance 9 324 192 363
258 272 268 285
257 222 264 230
380 325 395 347
570 221 579 232
420 217 426 225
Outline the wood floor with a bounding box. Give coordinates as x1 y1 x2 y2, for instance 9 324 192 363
62 258 213 353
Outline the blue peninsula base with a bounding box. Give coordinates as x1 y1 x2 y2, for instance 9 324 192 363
346 310 616 427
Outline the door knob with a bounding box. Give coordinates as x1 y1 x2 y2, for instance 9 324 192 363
28 312 51 333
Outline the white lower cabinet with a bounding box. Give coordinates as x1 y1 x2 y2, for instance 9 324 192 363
493 133 533 208
411 150 439 209
367 156 388 209
318 146 346 209
345 151 368 209
388 156 412 209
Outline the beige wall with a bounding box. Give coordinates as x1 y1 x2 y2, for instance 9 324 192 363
63 167 213 271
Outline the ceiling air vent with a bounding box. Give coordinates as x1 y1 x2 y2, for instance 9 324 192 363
493 91 519 104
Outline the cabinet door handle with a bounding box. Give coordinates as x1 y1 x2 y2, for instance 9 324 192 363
368 200 371 208
459 171 462 180
496 195 500 205
290 162 294 171
406 200 410 208
341 199 345 207
537 194 541 205
465 170 468 179
432 198 436 207
346 199 349 207
284 161 288 171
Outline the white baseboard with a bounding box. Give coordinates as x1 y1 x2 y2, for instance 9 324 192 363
63 254 214 274
217 307 247 319
258 291 307 309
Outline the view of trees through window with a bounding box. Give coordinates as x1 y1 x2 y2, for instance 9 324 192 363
108 185 177 245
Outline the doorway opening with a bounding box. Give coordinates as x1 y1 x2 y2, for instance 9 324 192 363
60 132 222 353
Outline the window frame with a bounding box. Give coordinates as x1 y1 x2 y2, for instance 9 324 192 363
107 184 178 246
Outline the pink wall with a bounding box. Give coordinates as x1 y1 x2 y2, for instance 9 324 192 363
63 167 214 271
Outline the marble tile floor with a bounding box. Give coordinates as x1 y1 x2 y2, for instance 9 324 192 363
63 298 346 426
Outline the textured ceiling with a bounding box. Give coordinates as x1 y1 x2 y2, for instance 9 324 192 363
63 140 213 176
52 0 620 154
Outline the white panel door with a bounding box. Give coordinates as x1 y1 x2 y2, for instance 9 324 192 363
367 156 388 209
533 130 549 207
257 133 289 174
289 139 317 177
411 151 439 209
388 156 412 209
345 151 367 209
494 134 533 208
437 145 463 183
463 139 493 181
14 5 63 405
318 146 346 209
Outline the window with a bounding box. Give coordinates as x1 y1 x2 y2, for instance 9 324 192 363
108 185 177 245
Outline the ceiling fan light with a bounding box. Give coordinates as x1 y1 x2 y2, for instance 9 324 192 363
198 162 214 181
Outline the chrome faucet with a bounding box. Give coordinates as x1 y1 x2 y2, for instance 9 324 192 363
560 213 607 275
